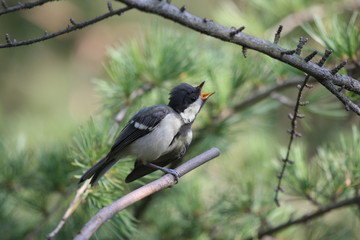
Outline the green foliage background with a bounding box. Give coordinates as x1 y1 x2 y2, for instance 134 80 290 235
0 0 359 239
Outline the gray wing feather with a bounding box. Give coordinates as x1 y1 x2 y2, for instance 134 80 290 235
108 105 171 158
79 105 171 185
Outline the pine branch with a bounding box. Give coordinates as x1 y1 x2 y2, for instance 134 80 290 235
117 0 360 114
0 0 52 16
0 4 133 48
252 195 360 239
73 147 220 240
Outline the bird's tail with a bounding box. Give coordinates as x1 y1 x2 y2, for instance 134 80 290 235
79 156 118 186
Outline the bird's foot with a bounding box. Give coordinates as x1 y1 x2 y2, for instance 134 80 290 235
162 168 180 184
146 163 180 184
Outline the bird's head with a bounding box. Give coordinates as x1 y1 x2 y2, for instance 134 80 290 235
168 81 215 123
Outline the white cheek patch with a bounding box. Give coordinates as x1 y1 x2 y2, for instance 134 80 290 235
180 97 202 123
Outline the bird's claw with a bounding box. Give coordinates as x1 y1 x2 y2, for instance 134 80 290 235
146 163 180 184
166 169 180 184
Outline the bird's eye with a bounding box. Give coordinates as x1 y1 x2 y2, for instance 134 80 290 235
191 96 197 102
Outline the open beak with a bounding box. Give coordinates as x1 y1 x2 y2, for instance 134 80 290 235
197 81 215 101
201 92 215 101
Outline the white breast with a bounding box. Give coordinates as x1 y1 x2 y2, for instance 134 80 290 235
165 127 192 156
129 113 183 162
180 97 202 124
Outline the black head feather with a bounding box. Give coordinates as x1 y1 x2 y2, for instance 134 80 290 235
168 83 202 113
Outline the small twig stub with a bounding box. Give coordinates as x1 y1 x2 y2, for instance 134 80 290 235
273 25 283 44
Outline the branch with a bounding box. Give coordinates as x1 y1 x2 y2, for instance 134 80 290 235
117 0 360 114
0 4 133 48
274 74 310 206
0 0 52 16
233 77 315 113
73 147 221 240
304 192 324 209
271 92 295 107
212 77 316 124
252 195 360 239
47 181 90 239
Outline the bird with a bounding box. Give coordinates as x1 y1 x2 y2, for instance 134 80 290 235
79 81 214 186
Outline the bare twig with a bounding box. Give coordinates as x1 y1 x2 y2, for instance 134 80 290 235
1 0 8 9
0 5 133 48
242 46 248 58
73 147 220 240
330 61 347 75
107 1 114 12
311 51 358 111
234 77 315 112
294 37 308 55
274 74 310 207
304 50 318 62
229 26 245 37
0 0 51 16
117 0 360 107
304 192 324 209
215 77 316 123
317 49 332 67
271 92 294 107
317 78 359 112
252 195 360 239
179 5 186 12
47 181 90 240
273 25 283 44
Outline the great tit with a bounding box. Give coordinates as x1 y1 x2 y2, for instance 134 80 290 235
79 81 214 186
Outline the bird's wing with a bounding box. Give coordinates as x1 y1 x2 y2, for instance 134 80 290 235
107 105 171 158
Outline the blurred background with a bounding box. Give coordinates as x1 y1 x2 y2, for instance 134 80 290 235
0 0 221 141
0 0 359 239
